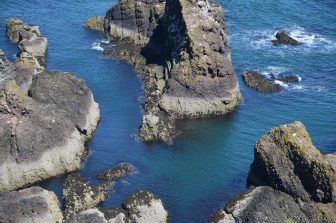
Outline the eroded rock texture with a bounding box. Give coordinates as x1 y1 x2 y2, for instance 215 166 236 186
211 122 336 223
100 0 241 142
0 186 63 223
0 19 100 192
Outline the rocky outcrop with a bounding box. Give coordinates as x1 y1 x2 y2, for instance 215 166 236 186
248 121 336 203
65 190 168 223
63 173 111 219
100 0 240 142
242 71 282 93
0 21 100 192
272 31 300 46
209 186 310 223
0 186 63 223
105 0 166 45
84 16 105 32
122 190 168 223
211 122 336 223
7 18 47 70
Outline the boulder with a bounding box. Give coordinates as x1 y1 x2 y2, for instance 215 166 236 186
122 190 168 223
272 31 300 46
65 209 108 223
278 74 300 83
6 18 24 43
0 186 63 223
242 71 282 93
84 16 105 32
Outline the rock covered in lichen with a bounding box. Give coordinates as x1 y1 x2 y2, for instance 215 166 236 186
211 122 336 223
248 121 336 203
0 186 63 223
63 173 112 219
122 190 168 223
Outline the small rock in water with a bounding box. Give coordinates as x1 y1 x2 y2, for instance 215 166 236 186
242 71 282 93
84 16 104 32
272 31 300 46
278 74 300 83
96 163 135 181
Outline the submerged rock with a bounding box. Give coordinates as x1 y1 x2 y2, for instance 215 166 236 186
0 186 63 223
97 163 135 181
63 173 111 219
101 0 241 143
84 16 105 32
278 74 300 83
272 31 300 46
211 122 336 223
242 71 282 93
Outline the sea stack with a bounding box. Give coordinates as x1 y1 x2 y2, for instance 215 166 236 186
93 0 241 142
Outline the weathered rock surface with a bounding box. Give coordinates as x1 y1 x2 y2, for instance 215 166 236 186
63 173 111 219
0 186 63 223
211 122 336 223
272 31 300 46
105 0 166 45
122 190 168 223
84 16 105 32
0 21 100 192
248 121 336 203
65 190 168 223
209 186 310 223
101 0 240 142
242 71 282 93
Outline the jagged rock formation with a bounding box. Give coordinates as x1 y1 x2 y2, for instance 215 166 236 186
210 122 336 223
0 20 100 192
89 0 240 142
272 31 300 46
7 18 48 71
0 186 63 223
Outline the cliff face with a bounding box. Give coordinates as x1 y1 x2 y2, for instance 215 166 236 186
103 0 240 142
210 122 336 223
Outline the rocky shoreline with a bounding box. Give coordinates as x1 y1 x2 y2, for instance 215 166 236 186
86 0 241 143
0 19 100 192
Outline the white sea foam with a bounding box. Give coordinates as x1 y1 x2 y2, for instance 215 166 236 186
91 42 104 51
243 26 336 51
101 39 109 44
274 80 289 88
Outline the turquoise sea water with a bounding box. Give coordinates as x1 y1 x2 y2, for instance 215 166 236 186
0 0 335 222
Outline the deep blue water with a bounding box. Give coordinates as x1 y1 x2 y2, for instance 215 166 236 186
0 0 335 222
